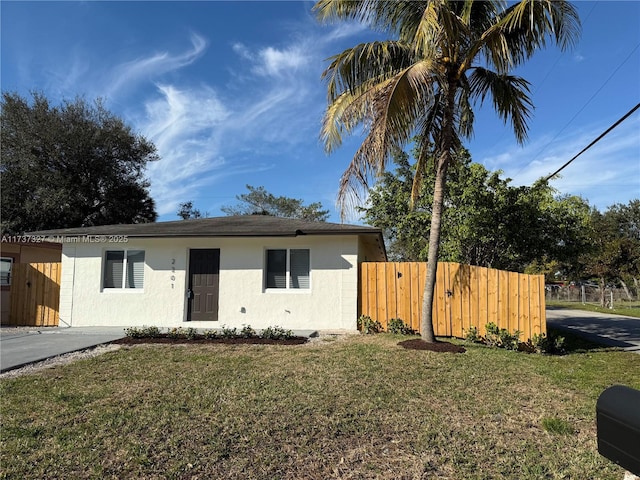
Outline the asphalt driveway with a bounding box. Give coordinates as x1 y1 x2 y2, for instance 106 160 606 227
0 327 126 373
546 307 640 353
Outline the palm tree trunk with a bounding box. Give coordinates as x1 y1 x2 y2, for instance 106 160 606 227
421 79 456 342
421 155 449 342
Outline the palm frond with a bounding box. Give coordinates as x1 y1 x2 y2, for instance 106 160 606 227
455 75 475 141
468 67 533 144
314 0 428 38
335 61 439 216
477 0 580 73
322 41 415 102
320 87 371 154
411 0 442 59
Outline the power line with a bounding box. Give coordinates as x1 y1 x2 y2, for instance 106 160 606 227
543 102 640 182
539 42 639 159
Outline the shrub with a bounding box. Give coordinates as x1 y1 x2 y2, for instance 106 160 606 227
203 329 220 339
464 326 482 343
221 325 238 338
485 323 521 350
185 327 199 340
261 326 294 340
240 324 257 338
124 325 161 338
387 318 417 335
357 315 384 334
167 327 186 339
531 332 566 354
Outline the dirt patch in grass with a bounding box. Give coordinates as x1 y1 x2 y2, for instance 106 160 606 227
111 335 308 346
398 338 466 353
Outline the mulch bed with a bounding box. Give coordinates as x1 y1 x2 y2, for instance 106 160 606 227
398 339 466 353
111 336 308 346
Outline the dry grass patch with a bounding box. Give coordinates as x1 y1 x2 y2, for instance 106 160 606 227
1 334 639 479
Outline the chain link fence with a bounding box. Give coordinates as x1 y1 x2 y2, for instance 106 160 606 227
545 284 637 309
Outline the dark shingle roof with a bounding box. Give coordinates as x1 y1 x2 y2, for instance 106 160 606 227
29 215 382 238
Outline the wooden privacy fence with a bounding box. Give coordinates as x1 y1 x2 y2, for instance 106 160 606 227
8 262 61 327
359 262 546 341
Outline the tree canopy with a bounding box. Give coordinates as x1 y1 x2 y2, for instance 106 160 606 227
578 201 640 305
177 201 205 220
221 185 330 222
362 148 592 273
1 92 157 234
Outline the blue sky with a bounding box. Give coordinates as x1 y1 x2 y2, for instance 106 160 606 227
2 1 639 223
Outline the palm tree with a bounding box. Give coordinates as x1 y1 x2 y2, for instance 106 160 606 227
315 0 580 342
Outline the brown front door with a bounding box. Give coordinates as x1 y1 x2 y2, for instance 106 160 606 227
187 249 220 321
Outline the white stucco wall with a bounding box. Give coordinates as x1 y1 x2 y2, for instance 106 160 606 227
58 235 361 331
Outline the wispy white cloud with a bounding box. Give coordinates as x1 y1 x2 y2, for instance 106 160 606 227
111 19 373 218
233 42 310 77
255 46 309 77
140 84 229 215
478 117 640 209
106 33 207 99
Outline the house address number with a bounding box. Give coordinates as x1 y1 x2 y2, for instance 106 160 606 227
171 258 176 288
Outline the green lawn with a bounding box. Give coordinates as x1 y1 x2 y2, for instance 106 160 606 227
2 334 639 479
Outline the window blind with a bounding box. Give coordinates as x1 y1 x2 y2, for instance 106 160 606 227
104 251 124 288
289 249 310 289
0 258 12 286
126 250 145 289
266 249 287 288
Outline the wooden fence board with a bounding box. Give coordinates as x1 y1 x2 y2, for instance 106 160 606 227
397 263 411 324
410 263 421 333
469 265 480 337
530 274 544 337
359 262 546 340
508 272 520 335
449 262 463 338
8 262 61 327
518 274 530 341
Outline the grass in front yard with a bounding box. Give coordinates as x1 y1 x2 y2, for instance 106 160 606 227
1 335 639 479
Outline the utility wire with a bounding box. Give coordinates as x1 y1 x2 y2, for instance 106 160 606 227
543 102 640 182
529 42 640 168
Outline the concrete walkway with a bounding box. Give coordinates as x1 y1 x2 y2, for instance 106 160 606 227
0 326 127 373
546 307 640 353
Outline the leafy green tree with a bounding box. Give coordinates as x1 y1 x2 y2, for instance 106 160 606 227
580 200 640 304
363 149 591 272
177 201 203 220
1 92 157 234
608 200 640 298
315 0 580 341
222 185 330 222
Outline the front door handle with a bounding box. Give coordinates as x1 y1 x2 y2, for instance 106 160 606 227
186 289 193 299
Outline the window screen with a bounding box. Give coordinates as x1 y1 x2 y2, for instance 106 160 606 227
103 250 144 289
104 251 125 288
265 248 310 290
125 250 145 288
266 249 287 288
0 257 13 286
289 249 310 289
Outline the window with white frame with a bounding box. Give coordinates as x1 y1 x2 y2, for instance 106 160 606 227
265 248 310 290
0 257 13 286
103 250 145 289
